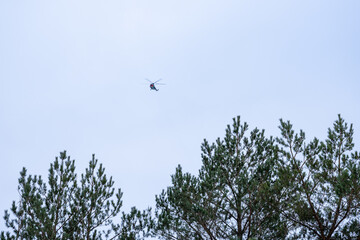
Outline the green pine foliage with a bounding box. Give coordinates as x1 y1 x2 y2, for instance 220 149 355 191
154 115 360 240
2 115 359 240
154 116 287 240
1 152 152 240
276 115 360 239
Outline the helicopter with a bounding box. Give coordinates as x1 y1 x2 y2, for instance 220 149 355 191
146 79 165 91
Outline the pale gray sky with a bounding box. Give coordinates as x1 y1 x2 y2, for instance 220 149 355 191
1 0 359 234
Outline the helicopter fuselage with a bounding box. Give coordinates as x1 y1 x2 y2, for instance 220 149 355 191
150 83 158 91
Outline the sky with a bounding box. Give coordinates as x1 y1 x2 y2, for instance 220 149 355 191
0 0 359 235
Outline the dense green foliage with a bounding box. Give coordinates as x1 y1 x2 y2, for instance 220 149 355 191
2 115 359 240
1 152 152 240
154 117 286 240
276 115 360 239
154 115 360 240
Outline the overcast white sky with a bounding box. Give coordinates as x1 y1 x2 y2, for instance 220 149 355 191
1 0 359 235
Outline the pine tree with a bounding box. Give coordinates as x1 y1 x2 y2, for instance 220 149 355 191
154 116 286 240
276 115 360 239
1 151 152 240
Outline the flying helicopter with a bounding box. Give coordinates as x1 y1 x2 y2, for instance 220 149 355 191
146 79 165 91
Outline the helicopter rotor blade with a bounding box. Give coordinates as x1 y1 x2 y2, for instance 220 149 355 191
154 79 162 83
145 78 152 83
155 83 166 85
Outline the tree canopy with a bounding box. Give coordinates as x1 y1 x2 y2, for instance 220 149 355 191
2 115 359 240
1 152 152 240
154 115 360 240
275 115 360 239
